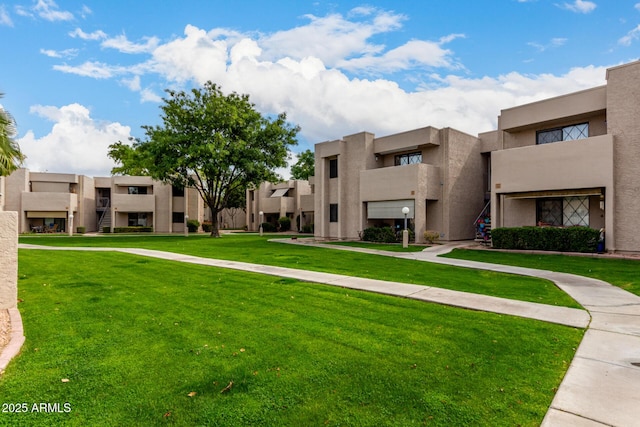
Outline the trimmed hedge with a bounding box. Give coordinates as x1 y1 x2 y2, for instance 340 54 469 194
113 226 154 233
491 226 599 253
278 217 291 231
187 219 200 232
76 226 86 234
260 222 277 232
362 226 397 243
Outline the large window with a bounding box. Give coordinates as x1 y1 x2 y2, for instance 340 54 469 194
172 186 184 197
128 213 148 226
128 186 148 195
537 196 589 227
329 158 338 178
329 204 338 222
394 152 422 166
537 123 589 145
172 212 185 223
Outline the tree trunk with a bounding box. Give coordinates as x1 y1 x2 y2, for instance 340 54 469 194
209 206 221 237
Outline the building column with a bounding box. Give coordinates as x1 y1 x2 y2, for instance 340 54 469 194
0 211 18 309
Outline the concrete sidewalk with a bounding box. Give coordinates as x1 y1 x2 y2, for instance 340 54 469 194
17 241 640 425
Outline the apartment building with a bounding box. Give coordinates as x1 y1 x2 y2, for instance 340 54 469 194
246 180 313 231
0 168 244 233
313 127 485 243
482 60 640 253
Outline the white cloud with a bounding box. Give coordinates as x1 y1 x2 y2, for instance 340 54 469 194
69 27 107 40
636 3 640 12
102 34 160 54
18 104 132 176
0 5 13 26
619 24 640 46
33 0 73 21
528 37 568 52
40 48 78 58
558 0 597 14
47 8 610 156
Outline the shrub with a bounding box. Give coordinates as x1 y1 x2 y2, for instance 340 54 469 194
260 222 276 232
423 230 440 244
301 224 314 234
76 226 86 234
187 219 200 233
102 226 111 233
362 226 396 243
278 216 291 231
492 226 599 253
202 222 213 233
113 226 153 233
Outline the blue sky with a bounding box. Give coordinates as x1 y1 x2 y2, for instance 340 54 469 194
1 0 639 176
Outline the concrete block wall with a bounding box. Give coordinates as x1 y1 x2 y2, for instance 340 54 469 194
0 211 18 309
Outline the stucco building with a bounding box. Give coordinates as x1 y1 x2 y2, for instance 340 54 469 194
312 127 485 244
482 60 640 253
246 180 314 231
1 168 246 233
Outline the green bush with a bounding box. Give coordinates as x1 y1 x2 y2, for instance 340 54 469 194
278 216 291 231
202 222 213 233
492 226 599 253
102 226 111 234
362 226 396 243
76 226 86 234
260 222 277 232
187 219 200 233
113 226 154 233
301 224 314 234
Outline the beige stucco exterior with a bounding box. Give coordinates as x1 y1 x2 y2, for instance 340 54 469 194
246 180 313 231
2 168 245 234
487 60 640 253
0 211 18 309
313 126 484 243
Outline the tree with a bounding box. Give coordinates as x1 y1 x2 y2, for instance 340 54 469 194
107 138 151 176
0 93 25 176
223 184 246 229
290 148 315 180
111 82 299 237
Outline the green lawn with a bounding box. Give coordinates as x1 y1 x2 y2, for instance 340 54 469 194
18 234 580 308
1 249 583 426
443 249 640 297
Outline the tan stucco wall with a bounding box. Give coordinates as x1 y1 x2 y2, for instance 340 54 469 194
0 211 18 309
606 61 640 253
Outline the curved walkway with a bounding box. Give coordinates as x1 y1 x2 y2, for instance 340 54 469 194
13 241 640 426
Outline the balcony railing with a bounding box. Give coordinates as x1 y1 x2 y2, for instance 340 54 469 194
359 163 441 201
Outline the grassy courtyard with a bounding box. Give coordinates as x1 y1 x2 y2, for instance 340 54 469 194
18 234 579 308
1 247 583 426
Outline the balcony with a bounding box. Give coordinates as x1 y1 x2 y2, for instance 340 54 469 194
112 193 155 212
492 134 614 194
300 194 315 212
373 126 439 155
359 163 441 201
259 196 294 214
21 192 78 212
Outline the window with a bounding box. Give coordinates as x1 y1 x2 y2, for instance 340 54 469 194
329 158 338 178
537 196 589 227
251 213 255 223
128 213 148 226
329 204 338 222
394 152 422 166
128 186 148 195
172 186 184 197
537 123 589 145
172 212 185 223
250 191 255 202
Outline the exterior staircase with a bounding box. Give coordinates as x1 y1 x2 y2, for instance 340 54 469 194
474 201 491 245
97 197 111 232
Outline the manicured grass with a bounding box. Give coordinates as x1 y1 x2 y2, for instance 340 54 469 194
2 249 583 426
443 249 640 297
18 234 580 308
325 241 428 252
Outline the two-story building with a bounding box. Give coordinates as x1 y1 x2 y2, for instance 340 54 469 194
313 127 485 243
1 168 245 233
482 60 640 254
246 180 313 231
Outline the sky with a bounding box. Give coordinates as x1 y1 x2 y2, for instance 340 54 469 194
1 0 639 178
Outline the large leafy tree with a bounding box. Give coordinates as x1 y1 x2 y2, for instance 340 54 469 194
0 93 25 177
290 148 315 180
111 82 299 237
